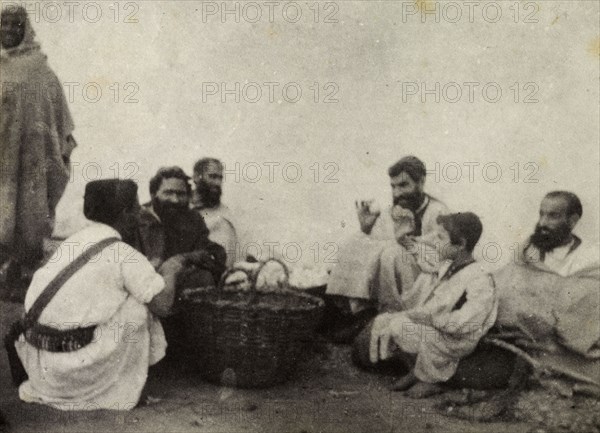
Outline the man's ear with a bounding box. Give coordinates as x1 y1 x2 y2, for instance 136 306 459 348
568 214 580 230
458 237 468 251
192 173 202 184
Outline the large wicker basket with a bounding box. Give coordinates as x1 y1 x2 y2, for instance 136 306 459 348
181 259 325 388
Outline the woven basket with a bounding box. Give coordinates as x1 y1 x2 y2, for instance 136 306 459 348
181 259 325 388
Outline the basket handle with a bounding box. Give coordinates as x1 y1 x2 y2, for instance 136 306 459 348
254 258 290 290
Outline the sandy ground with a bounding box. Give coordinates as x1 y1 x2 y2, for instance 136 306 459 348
1 299 598 433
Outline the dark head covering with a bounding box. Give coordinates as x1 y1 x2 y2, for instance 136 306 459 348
84 179 138 225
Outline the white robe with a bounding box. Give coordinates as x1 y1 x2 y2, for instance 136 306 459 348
384 262 498 383
524 239 600 278
193 203 238 268
326 196 448 310
16 223 166 410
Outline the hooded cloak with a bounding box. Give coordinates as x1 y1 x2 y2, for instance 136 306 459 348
1 8 77 264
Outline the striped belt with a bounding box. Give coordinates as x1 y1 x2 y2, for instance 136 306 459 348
24 323 97 352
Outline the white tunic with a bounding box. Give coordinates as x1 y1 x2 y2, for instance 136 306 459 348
16 223 167 410
326 195 448 301
194 203 238 267
384 262 498 383
542 240 600 278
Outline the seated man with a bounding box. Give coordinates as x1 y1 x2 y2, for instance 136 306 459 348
324 156 448 340
364 212 499 396
12 180 188 410
491 192 600 394
191 158 240 267
136 166 226 280
519 191 599 277
135 167 226 360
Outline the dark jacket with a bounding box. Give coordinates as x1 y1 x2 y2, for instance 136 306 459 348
134 203 226 283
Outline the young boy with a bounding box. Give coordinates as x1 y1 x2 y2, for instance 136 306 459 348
366 212 498 396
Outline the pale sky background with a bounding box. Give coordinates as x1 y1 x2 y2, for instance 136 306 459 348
17 0 599 269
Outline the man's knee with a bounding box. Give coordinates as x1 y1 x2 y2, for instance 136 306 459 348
380 245 402 264
380 244 418 282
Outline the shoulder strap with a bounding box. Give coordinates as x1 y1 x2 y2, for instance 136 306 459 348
24 237 120 328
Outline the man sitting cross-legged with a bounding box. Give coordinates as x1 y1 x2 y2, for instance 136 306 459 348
360 212 500 397
324 156 448 342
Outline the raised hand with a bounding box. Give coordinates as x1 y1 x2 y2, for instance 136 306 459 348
355 199 381 235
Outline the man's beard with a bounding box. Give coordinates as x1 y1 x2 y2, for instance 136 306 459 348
393 191 424 211
152 196 189 223
530 223 572 253
195 180 222 208
120 226 140 248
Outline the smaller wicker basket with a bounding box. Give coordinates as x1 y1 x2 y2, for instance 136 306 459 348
181 259 325 388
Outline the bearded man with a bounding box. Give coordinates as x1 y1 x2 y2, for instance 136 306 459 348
135 167 226 363
325 156 449 342
521 191 599 277
137 166 226 280
191 158 239 267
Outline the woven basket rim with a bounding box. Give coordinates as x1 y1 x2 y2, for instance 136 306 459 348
182 285 325 312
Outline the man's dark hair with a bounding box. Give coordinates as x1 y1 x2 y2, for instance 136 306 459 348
84 179 138 226
388 156 426 182
545 191 582 218
437 212 483 252
149 166 191 196
193 157 222 176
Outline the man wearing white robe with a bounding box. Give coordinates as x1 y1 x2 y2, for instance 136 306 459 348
326 156 448 321
519 191 599 277
14 180 188 410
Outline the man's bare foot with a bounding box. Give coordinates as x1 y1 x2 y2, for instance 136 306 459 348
391 371 418 391
404 381 445 399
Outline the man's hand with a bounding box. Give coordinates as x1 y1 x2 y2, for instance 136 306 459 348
369 313 395 364
158 255 186 276
392 205 416 243
356 200 381 235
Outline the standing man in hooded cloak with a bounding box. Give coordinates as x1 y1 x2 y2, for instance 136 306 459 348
0 6 77 296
